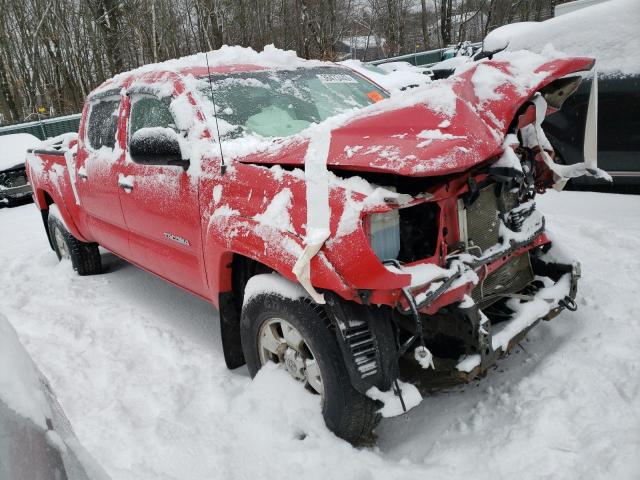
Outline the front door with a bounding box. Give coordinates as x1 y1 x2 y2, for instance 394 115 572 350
75 91 130 256
116 92 208 298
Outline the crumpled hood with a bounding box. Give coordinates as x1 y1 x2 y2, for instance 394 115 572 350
239 53 594 177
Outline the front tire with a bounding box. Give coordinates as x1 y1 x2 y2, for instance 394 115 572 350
47 208 102 276
241 289 379 444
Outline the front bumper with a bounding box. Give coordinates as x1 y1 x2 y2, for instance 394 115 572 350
455 258 580 380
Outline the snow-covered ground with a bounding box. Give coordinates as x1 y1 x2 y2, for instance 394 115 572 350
1 191 639 480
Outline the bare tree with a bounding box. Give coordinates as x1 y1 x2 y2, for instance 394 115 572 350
0 0 561 124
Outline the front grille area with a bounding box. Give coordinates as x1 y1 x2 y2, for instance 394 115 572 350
471 252 534 307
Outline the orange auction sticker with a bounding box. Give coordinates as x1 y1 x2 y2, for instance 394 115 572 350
367 91 384 103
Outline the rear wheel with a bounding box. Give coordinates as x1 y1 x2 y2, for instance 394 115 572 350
241 286 379 444
47 209 102 276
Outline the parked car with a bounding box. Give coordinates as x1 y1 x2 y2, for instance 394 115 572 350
428 55 474 80
0 314 109 480
440 41 480 61
478 0 639 185
340 59 431 91
27 46 599 443
0 133 40 207
377 61 433 78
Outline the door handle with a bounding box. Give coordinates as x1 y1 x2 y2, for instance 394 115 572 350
78 169 88 180
118 175 134 191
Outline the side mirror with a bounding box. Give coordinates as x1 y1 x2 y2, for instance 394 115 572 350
129 127 190 170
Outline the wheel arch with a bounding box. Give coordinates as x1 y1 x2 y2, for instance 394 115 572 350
34 188 89 243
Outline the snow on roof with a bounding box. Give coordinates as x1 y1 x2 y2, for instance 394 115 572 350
484 0 640 75
0 133 41 170
98 45 331 92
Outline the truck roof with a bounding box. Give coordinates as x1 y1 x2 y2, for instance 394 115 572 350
89 45 331 98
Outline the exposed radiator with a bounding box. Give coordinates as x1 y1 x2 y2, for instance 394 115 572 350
458 185 500 253
458 185 523 254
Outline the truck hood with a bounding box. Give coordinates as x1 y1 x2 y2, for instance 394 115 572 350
239 54 594 177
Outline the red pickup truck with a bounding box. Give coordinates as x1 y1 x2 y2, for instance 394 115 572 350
26 47 601 443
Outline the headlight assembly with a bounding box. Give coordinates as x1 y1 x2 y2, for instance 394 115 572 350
365 209 400 261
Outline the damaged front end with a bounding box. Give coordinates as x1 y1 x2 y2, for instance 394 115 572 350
321 69 602 417
325 172 582 416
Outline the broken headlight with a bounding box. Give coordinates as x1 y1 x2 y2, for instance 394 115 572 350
365 210 400 261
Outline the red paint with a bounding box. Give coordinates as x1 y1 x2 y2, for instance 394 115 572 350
27 55 591 312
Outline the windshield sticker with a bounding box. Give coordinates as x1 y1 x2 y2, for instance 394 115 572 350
367 91 384 103
317 74 358 84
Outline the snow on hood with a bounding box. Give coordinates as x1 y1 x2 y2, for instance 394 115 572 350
0 133 41 171
89 44 593 179
241 51 595 177
483 0 640 76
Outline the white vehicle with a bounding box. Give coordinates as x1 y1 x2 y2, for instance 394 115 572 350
339 59 431 91
377 61 433 77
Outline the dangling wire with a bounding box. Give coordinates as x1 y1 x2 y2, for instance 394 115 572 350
205 51 226 175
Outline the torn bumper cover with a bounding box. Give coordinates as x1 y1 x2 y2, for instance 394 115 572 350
398 239 580 380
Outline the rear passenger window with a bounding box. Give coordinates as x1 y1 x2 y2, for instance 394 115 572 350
87 98 120 150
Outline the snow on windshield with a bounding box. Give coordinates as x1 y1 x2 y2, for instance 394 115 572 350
194 67 387 138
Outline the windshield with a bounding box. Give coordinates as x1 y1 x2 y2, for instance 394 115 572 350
195 66 387 138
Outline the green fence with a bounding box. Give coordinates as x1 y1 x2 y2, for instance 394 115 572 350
0 113 81 140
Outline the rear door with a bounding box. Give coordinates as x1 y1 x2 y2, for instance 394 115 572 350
116 91 209 298
75 91 131 256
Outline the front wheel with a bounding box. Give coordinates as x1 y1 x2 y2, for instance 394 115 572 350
240 284 379 444
47 207 102 276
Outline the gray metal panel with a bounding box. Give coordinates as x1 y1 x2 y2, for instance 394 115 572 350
0 114 81 140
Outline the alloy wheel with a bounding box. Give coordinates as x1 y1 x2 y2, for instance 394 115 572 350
258 317 324 396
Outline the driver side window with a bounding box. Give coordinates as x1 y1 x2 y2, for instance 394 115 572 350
127 94 184 167
129 95 176 138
